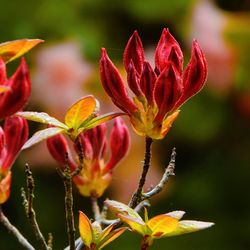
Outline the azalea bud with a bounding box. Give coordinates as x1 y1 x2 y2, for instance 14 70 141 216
127 60 143 98
176 40 207 107
100 48 137 114
105 117 130 173
154 63 182 122
1 116 28 172
0 58 31 119
101 29 207 140
47 133 77 171
124 30 144 74
0 171 12 204
78 123 107 160
140 62 156 105
155 28 183 73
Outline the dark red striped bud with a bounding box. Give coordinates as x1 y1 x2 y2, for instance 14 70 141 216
155 28 183 73
105 117 130 173
124 30 144 74
100 48 137 114
1 116 28 172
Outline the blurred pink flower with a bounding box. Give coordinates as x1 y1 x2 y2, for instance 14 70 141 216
32 42 93 118
190 0 236 94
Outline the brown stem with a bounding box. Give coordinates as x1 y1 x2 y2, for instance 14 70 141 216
59 154 76 250
142 147 176 200
22 164 50 250
129 137 153 208
0 206 35 250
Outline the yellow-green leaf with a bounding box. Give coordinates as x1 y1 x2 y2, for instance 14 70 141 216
105 200 143 221
98 224 114 243
118 214 149 236
164 220 214 237
92 221 102 242
17 111 68 129
65 96 98 130
79 211 93 248
147 214 178 238
97 227 127 250
0 85 10 93
22 127 64 150
0 39 43 63
84 112 126 130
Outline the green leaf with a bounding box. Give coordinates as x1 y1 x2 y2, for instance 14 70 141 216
22 127 64 150
17 111 68 129
83 112 125 130
64 95 99 130
164 220 214 237
0 39 43 63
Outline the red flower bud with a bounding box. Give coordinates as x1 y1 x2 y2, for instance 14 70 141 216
124 31 144 74
78 123 107 161
127 60 143 98
47 133 77 171
154 63 182 122
104 117 130 173
99 48 137 114
1 116 28 172
140 62 157 105
155 28 183 73
100 29 207 140
0 58 31 119
176 40 207 107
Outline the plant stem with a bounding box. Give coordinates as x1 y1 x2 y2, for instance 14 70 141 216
129 137 153 208
0 206 35 250
90 195 101 222
142 147 176 200
22 164 50 250
61 160 76 250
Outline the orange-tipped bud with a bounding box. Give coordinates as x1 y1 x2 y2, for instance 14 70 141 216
100 29 208 139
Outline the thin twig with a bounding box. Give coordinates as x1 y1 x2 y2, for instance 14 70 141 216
63 138 84 250
0 206 35 250
129 137 153 208
22 164 50 250
58 153 76 250
142 148 176 200
47 233 53 249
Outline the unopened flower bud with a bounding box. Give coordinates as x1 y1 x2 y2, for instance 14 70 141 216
0 58 31 119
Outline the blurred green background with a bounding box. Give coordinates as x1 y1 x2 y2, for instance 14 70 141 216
0 0 250 249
